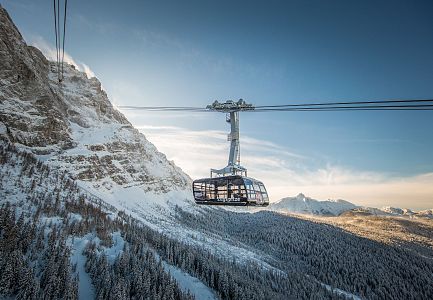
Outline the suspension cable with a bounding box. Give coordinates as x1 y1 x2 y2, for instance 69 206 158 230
53 0 68 83
61 0 68 81
53 0 59 81
117 99 433 112
57 0 61 80
255 98 433 108
251 104 433 112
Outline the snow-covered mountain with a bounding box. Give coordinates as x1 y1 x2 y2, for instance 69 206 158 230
417 209 433 218
380 206 412 215
0 4 192 221
270 193 433 219
340 206 433 219
269 193 357 216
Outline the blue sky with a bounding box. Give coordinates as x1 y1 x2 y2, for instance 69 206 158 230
2 0 433 209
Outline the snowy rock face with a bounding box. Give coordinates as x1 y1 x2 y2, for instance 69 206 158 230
270 193 357 216
339 206 433 219
0 6 72 149
367 207 432 219
417 209 433 218
0 5 190 206
380 206 410 216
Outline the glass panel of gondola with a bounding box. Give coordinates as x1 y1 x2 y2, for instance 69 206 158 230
260 184 269 202
244 179 255 201
207 182 215 201
217 181 227 200
193 182 205 201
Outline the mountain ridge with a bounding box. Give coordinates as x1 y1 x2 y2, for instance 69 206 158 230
269 193 357 216
270 193 433 218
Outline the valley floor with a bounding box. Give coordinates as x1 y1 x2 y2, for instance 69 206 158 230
291 213 433 260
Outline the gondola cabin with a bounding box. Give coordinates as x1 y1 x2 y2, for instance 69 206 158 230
193 175 269 206
193 100 270 206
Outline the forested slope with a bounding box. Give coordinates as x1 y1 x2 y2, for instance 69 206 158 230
176 207 433 299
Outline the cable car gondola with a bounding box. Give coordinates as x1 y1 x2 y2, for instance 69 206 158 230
192 100 269 206
193 175 269 206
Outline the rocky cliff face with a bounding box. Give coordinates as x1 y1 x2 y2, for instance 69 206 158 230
0 5 190 206
0 6 72 148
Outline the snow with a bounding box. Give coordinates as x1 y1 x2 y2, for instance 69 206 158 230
69 235 95 300
103 231 125 263
349 206 433 218
68 232 125 299
151 251 217 300
68 213 83 222
417 209 433 218
270 194 432 218
320 282 362 300
162 261 217 300
77 181 194 222
302 274 362 300
376 206 428 217
41 216 63 226
0 122 6 134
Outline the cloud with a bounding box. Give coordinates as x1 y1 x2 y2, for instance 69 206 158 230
28 35 96 79
80 63 96 79
133 123 433 210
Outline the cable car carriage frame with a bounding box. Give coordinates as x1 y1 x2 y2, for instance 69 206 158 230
192 100 269 206
193 175 269 206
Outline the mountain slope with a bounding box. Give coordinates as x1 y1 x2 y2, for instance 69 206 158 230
417 209 433 218
269 193 357 216
339 206 433 219
270 193 433 219
177 207 433 300
0 4 192 220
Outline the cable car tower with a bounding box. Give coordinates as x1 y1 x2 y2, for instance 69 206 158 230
192 99 269 206
207 99 254 178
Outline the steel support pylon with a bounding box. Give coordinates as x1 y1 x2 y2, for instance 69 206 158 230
207 99 254 177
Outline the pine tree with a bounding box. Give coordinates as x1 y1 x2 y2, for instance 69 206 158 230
16 267 40 300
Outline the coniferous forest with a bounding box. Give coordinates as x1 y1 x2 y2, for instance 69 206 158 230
175 207 433 299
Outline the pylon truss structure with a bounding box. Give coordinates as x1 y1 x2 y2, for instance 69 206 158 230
206 99 254 177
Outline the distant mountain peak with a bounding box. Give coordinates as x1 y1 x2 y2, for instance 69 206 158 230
271 193 432 219
270 194 357 216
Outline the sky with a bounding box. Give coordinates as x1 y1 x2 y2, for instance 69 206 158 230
2 0 433 210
